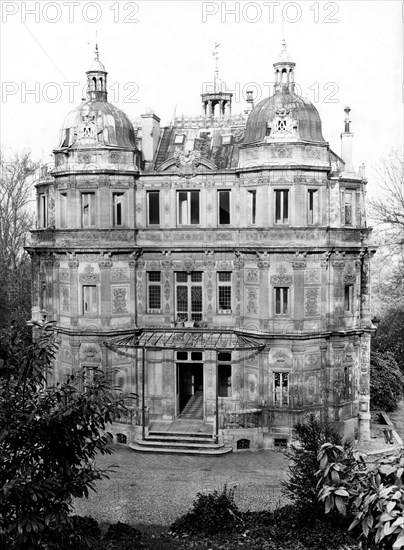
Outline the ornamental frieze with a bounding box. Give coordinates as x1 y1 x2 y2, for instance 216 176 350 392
111 268 129 282
112 287 129 314
79 265 100 283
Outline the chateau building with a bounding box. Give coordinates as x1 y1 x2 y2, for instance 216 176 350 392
28 42 376 453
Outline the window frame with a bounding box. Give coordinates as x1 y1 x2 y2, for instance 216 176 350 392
81 192 96 228
247 189 257 225
274 189 289 224
82 285 98 315
39 193 47 228
307 189 319 225
344 284 354 313
274 286 289 316
147 190 160 226
218 190 231 225
273 371 289 407
175 271 203 322
344 190 355 226
177 190 200 226
113 192 125 227
60 192 67 228
217 272 232 313
218 351 232 398
147 271 162 313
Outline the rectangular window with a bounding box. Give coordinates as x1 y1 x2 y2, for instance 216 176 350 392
217 272 232 312
308 189 318 225
113 193 124 226
178 191 200 225
274 372 289 407
39 194 47 228
248 190 257 224
147 271 161 311
175 272 203 322
82 285 97 315
81 193 96 227
218 190 231 225
275 190 289 224
60 192 67 228
218 351 232 397
344 284 353 312
344 191 353 225
275 287 289 315
147 191 160 225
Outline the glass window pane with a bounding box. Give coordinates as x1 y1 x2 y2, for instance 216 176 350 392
218 272 231 282
191 351 203 361
148 192 160 225
190 192 200 224
176 272 188 282
218 351 231 362
191 272 202 282
219 191 230 224
148 272 161 282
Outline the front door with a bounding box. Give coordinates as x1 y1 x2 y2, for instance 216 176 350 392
176 363 203 418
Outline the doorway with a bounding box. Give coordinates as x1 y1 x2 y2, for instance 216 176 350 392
176 363 204 418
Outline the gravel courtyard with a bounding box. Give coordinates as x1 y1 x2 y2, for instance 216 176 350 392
73 446 290 528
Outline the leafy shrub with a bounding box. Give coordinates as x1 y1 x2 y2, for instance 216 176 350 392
317 443 404 549
170 485 243 536
370 350 404 411
0 323 127 549
282 414 346 515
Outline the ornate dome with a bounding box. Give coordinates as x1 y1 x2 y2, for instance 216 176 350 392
58 99 137 149
57 45 136 150
244 91 326 144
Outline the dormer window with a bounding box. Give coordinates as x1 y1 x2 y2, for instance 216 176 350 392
174 134 185 145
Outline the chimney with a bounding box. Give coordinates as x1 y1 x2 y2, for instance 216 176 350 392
140 112 161 168
340 106 354 173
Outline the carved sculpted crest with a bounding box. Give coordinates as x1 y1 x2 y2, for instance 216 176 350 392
174 149 201 178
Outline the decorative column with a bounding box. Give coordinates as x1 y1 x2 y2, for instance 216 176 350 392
358 336 371 442
68 253 80 327
234 253 244 328
292 254 306 331
136 258 145 327
319 342 330 423
258 252 270 331
45 255 54 321
129 253 137 325
162 257 173 324
52 256 60 323
203 253 215 325
98 252 112 327
331 253 345 330
359 250 372 327
31 253 41 322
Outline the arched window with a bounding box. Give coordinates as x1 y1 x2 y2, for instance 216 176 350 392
92 77 97 91
116 433 127 444
237 438 250 450
99 77 103 91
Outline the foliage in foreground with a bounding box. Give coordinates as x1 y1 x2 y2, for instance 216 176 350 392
370 350 404 411
0 323 127 549
169 484 243 536
282 413 347 515
317 443 404 549
373 308 404 376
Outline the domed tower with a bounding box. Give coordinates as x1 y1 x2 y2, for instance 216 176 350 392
240 40 327 168
28 46 140 396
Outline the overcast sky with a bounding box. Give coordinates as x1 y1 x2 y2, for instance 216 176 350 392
0 0 402 196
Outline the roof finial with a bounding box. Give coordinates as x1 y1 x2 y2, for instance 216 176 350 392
94 30 99 61
281 18 286 50
213 42 220 93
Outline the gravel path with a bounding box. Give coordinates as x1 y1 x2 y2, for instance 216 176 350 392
73 447 290 527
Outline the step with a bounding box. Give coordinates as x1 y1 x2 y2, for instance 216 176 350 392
129 441 233 456
137 439 224 450
149 430 213 439
147 434 214 443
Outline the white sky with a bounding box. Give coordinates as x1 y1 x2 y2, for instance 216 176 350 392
0 0 403 196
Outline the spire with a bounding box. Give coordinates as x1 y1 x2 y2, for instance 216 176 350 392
86 40 108 102
201 43 232 118
213 42 220 93
273 34 296 94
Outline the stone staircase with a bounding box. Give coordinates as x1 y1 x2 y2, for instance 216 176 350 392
129 419 233 455
179 391 203 419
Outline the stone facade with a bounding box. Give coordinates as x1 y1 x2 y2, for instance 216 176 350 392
27 43 376 451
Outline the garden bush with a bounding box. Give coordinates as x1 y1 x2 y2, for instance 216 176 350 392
282 413 347 516
169 485 243 536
